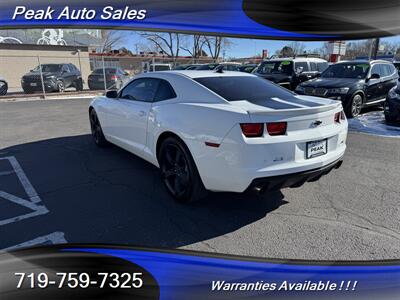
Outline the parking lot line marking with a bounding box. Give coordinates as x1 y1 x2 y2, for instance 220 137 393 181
0 156 41 203
0 205 48 226
0 191 43 211
0 156 48 227
0 170 14 176
2 232 67 251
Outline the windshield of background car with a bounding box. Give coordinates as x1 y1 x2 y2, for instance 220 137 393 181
195 64 219 70
194 76 298 103
255 61 293 75
321 63 370 79
154 65 170 71
33 64 62 72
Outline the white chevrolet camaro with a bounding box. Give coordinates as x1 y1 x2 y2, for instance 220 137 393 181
89 70 348 202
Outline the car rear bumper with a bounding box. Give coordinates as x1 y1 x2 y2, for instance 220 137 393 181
190 120 347 193
248 157 343 193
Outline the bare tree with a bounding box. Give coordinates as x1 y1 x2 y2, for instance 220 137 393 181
140 32 182 64
100 30 124 52
180 34 206 61
203 36 232 62
288 42 306 55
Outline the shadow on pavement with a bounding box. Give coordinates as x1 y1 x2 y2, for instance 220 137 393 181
1 135 287 249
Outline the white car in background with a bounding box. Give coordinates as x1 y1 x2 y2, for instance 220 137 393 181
89 70 348 202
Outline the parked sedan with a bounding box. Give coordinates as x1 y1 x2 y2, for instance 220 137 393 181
88 67 129 90
89 70 347 203
0 76 8 95
296 60 399 118
384 85 400 123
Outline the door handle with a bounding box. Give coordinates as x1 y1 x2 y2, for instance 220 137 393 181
138 110 146 117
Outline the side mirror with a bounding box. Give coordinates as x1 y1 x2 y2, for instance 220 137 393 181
369 73 380 80
295 66 304 74
106 90 118 98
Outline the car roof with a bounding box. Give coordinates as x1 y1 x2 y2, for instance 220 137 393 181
336 60 393 65
266 57 327 62
156 70 255 79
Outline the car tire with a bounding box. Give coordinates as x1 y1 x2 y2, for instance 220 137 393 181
345 93 363 118
159 137 207 203
56 80 65 93
75 79 83 91
89 109 108 147
385 114 396 124
0 81 7 95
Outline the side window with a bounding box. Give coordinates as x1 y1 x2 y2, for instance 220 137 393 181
381 64 394 77
310 62 318 71
61 65 70 73
120 78 160 102
317 62 328 72
295 62 309 72
371 64 383 77
154 80 177 102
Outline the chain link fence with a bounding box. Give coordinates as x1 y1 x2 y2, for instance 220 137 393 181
0 53 258 99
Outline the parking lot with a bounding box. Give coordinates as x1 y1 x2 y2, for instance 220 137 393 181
1 98 399 260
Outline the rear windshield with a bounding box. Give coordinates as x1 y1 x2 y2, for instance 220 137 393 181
194 76 296 102
255 61 293 75
93 68 117 74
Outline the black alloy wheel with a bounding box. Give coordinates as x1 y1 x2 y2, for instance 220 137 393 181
89 110 108 147
0 81 7 95
347 94 363 118
159 137 206 203
57 80 65 93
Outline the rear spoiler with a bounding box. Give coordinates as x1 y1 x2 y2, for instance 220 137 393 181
246 102 342 116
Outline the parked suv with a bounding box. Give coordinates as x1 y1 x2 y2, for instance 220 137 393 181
253 57 329 90
0 76 8 95
295 60 399 118
21 63 83 93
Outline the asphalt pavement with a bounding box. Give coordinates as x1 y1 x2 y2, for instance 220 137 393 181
0 98 399 260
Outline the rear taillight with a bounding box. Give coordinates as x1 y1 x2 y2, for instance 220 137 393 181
334 111 345 123
110 75 118 80
240 123 264 137
334 112 341 123
266 122 287 136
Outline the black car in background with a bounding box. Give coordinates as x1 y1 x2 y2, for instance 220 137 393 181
394 61 400 75
384 84 400 123
296 60 399 118
88 67 129 90
239 64 258 73
0 76 7 95
194 63 241 71
173 64 203 70
21 63 83 93
253 57 329 90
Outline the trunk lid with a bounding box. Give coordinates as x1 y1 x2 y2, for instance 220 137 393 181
230 95 342 132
